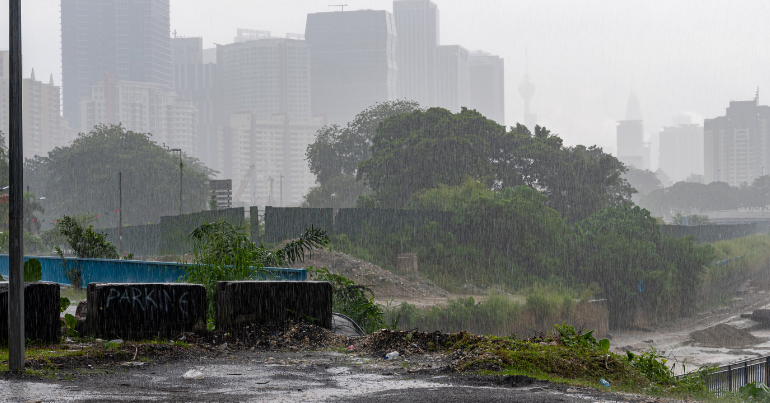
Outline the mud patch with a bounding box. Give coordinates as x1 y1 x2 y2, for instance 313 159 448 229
690 323 762 348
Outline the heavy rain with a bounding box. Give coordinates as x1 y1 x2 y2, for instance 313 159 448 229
0 1 769 401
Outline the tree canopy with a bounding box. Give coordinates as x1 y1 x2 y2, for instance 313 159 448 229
306 100 422 185
25 124 214 228
357 108 632 220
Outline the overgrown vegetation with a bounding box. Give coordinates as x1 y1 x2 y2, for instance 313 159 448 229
182 221 329 325
309 266 387 334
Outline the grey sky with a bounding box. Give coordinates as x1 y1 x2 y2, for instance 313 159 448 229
1 0 769 168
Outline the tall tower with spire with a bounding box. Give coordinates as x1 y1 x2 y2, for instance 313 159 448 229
518 52 537 129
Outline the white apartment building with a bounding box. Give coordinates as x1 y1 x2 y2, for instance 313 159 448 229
80 76 197 153
217 112 322 207
0 52 75 158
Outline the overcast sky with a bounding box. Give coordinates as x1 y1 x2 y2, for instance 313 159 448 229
2 0 770 168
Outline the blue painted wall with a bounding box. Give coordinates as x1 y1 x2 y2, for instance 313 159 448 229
0 255 306 287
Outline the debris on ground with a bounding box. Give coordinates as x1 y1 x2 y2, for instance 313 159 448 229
690 323 762 348
181 369 204 380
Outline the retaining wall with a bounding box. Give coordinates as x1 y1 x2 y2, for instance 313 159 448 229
0 255 307 287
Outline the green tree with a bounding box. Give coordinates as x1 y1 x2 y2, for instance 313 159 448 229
302 175 371 208
53 215 119 259
623 167 663 203
358 107 505 207
24 124 214 228
306 100 421 184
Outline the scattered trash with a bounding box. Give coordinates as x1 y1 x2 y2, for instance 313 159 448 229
108 339 124 344
385 351 400 360
182 370 204 380
218 342 228 351
119 361 145 367
600 379 610 387
347 345 355 350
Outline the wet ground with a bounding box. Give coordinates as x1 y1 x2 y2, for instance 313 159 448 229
1 350 691 402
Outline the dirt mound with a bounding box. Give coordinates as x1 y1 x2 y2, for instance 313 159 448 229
290 249 449 300
690 323 762 348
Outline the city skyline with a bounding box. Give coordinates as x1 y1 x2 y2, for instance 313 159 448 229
1 1 770 171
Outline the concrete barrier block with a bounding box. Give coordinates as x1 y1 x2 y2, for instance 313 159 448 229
216 281 332 330
86 283 206 339
0 281 60 342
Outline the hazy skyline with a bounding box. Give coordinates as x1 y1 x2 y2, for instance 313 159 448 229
2 0 770 169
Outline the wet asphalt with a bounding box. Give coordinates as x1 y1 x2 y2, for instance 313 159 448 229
0 350 690 402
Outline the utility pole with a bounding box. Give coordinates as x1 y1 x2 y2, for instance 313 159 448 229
8 0 25 371
171 149 182 215
268 177 274 206
280 174 284 207
118 172 123 256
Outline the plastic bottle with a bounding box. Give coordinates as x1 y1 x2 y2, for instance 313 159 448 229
385 351 400 360
600 379 610 387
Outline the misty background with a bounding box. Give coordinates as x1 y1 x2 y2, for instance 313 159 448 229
1 0 769 169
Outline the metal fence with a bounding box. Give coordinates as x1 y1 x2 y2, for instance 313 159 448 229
686 356 770 394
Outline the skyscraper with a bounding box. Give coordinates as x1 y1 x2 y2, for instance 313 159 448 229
172 37 217 167
704 96 770 186
518 72 536 129
435 45 469 113
469 50 505 124
61 0 172 127
393 0 439 106
80 77 196 153
659 115 704 183
616 93 649 169
305 10 398 125
0 53 74 158
216 37 311 123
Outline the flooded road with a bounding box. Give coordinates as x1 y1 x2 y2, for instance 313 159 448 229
1 350 690 402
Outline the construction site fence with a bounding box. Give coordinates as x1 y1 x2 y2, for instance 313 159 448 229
660 221 769 243
678 355 770 394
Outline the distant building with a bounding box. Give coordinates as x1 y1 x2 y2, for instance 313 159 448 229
81 77 196 153
172 37 218 168
61 0 172 129
435 45 469 113
393 0 439 106
658 115 704 183
305 10 398 125
704 96 770 186
217 112 322 206
468 50 505 124
216 36 311 123
0 53 75 158
616 93 649 169
518 71 537 130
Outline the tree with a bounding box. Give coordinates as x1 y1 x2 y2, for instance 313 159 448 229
302 175 371 208
53 215 119 259
358 107 505 207
306 100 421 184
24 124 214 228
623 167 663 203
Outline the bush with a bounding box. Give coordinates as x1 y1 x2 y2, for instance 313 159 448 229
309 266 387 334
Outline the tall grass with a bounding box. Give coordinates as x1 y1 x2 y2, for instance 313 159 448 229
698 233 770 309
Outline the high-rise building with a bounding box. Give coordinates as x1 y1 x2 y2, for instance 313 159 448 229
217 112 322 207
81 77 196 153
616 93 649 169
0 53 74 158
435 45 469 113
172 37 218 168
468 50 504 124
305 10 398 125
393 0 439 106
704 96 770 186
658 115 704 183
61 0 172 128
216 36 311 123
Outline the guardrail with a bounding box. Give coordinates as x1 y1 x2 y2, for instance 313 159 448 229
0 255 307 287
679 355 770 394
